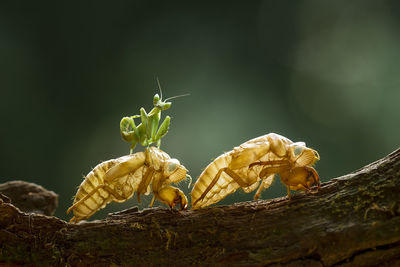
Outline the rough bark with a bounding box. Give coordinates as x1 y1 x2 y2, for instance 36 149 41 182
0 181 58 216
1 148 400 266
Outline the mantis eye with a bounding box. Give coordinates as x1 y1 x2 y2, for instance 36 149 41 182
153 94 160 105
162 102 172 110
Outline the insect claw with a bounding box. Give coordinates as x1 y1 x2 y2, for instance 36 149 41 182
69 216 77 223
309 185 320 194
175 190 188 210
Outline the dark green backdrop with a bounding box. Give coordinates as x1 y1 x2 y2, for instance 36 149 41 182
1 1 399 220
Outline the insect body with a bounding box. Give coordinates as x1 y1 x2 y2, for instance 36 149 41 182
120 79 189 153
191 133 320 209
67 147 188 223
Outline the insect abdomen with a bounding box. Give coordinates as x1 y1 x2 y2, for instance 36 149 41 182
191 153 241 208
71 160 115 221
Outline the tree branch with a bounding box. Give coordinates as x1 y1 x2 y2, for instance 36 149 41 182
0 181 58 216
1 148 400 266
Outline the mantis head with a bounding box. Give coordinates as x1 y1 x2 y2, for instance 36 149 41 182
153 93 172 111
152 77 188 112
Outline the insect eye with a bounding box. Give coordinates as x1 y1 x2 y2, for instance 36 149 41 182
167 160 179 172
294 146 304 156
153 94 160 105
168 163 177 172
162 102 172 110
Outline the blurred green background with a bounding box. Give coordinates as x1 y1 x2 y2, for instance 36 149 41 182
1 1 399 221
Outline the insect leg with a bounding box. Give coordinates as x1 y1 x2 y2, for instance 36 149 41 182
286 183 316 200
149 195 156 208
254 183 264 200
140 108 148 133
120 116 141 153
103 155 146 184
101 184 127 201
139 107 151 146
120 117 137 140
137 123 148 146
286 186 291 200
289 184 310 191
193 167 250 206
249 159 290 169
259 164 292 179
66 183 127 216
66 185 104 215
149 113 161 144
305 166 320 189
249 160 291 180
136 167 155 203
254 175 275 200
157 185 188 210
154 116 171 147
146 106 161 143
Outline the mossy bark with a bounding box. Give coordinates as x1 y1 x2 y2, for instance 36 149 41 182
1 149 400 266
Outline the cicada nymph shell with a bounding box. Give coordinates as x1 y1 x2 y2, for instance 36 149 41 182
67 147 188 222
191 133 320 209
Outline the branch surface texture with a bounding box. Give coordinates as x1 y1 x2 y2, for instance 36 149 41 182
1 149 400 266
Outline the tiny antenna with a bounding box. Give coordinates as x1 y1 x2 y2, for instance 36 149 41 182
156 77 163 100
164 93 190 102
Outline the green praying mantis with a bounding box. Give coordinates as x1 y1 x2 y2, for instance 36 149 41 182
120 79 188 153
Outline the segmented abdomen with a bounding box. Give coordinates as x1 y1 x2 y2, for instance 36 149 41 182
192 152 268 209
71 160 115 221
71 156 145 222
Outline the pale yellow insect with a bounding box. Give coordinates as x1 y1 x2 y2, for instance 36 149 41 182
191 133 320 209
67 147 188 222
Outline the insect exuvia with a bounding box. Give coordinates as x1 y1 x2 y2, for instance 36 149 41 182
67 80 190 223
191 133 320 209
120 78 189 153
67 147 189 223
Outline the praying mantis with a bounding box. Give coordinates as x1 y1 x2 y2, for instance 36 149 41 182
120 78 188 153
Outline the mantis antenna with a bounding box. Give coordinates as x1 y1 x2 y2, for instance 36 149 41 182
164 94 190 101
156 77 190 101
156 77 163 100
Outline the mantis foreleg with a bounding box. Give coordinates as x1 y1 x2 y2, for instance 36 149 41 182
137 123 148 146
120 116 141 153
154 116 171 147
148 111 161 144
